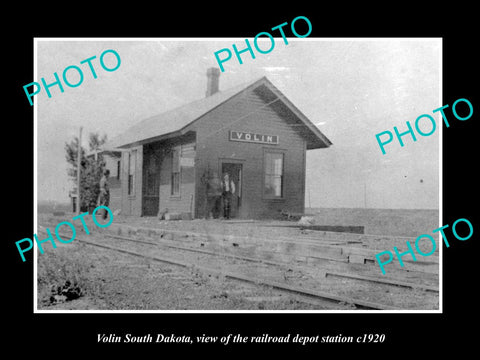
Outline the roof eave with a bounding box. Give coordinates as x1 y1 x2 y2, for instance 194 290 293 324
109 75 333 150
254 78 333 149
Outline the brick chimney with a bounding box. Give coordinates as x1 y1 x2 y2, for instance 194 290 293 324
206 67 220 97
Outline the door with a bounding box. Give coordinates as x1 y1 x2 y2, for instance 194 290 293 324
142 149 161 216
221 162 242 218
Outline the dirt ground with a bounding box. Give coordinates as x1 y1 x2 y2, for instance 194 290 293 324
37 239 341 311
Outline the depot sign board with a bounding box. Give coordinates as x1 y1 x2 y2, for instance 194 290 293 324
229 131 279 145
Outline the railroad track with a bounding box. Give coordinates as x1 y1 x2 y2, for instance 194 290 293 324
105 232 439 293
80 239 388 310
102 223 440 274
40 224 439 310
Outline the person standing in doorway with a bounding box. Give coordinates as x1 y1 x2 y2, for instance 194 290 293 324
222 172 235 220
98 169 110 219
207 172 222 219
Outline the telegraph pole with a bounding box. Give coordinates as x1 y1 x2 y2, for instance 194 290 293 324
76 127 82 216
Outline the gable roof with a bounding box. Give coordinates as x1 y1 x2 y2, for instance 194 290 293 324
107 76 332 150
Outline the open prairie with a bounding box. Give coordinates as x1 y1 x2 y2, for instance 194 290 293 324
306 208 439 237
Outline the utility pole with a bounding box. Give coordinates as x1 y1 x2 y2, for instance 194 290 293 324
76 127 82 216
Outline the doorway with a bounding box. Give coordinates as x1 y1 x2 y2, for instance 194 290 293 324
221 162 242 218
142 148 161 216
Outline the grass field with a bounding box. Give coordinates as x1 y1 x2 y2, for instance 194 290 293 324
306 207 439 237
38 200 71 214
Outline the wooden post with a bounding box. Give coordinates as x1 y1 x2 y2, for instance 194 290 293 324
76 127 82 216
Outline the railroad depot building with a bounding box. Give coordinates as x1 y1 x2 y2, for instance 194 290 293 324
109 68 331 219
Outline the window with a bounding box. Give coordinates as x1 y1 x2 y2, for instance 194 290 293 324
171 147 180 196
128 150 136 195
264 151 284 198
116 160 121 180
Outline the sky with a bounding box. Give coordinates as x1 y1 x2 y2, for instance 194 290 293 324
36 38 441 209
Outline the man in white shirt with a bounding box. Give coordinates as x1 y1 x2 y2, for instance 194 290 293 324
221 172 235 219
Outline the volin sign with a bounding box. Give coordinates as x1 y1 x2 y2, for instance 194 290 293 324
229 131 279 145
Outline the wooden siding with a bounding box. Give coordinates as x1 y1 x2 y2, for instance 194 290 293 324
191 88 306 219
108 184 122 214
120 145 143 216
157 137 196 216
